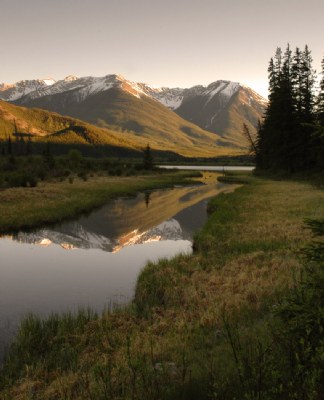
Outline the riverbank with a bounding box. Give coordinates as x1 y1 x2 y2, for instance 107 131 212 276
1 174 323 399
0 170 199 233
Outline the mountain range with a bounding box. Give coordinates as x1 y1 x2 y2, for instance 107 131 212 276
0 74 267 157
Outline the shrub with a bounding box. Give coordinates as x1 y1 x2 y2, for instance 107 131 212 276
77 170 88 181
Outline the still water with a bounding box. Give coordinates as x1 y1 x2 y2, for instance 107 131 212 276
159 165 254 171
0 173 237 359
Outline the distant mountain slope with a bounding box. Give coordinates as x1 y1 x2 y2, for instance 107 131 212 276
0 99 233 157
1 74 267 152
0 100 145 153
10 87 235 157
144 81 267 147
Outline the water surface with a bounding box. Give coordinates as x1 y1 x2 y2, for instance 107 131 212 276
159 165 254 171
0 173 237 359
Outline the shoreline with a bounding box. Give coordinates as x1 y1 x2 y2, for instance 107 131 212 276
1 173 323 398
0 170 200 234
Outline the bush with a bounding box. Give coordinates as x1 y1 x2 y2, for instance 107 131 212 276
77 170 88 181
27 174 38 187
6 171 29 188
67 149 83 169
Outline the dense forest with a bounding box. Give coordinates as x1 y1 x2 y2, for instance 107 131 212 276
255 45 324 172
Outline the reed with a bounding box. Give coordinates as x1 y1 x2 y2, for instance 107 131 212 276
1 173 323 399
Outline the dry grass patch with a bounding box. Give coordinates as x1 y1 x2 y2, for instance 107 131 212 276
1 174 324 399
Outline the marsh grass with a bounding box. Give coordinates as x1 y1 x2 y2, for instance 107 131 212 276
1 174 323 399
0 171 199 233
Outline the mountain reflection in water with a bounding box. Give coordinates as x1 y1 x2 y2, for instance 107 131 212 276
0 173 238 361
10 177 237 253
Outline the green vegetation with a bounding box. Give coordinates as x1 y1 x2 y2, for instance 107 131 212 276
0 95 239 158
0 100 145 156
1 173 323 399
0 152 154 191
255 45 324 173
0 166 199 233
0 46 323 399
142 144 154 170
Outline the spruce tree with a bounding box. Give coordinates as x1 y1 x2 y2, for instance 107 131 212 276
143 144 153 170
300 45 316 123
311 56 324 169
278 44 299 171
257 45 298 171
7 135 12 155
316 56 324 125
291 47 303 117
255 44 319 172
298 46 317 168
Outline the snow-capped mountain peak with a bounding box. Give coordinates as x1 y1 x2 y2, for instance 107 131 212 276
42 78 56 86
0 74 263 111
0 78 57 101
63 75 78 82
0 74 151 103
140 80 242 111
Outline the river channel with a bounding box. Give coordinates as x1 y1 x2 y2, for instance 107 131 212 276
0 172 238 360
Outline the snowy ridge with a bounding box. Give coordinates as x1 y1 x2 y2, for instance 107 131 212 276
241 85 268 105
0 74 265 111
143 80 241 111
140 85 185 110
0 74 151 103
0 79 56 101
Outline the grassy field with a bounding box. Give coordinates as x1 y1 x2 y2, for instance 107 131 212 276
0 170 199 233
0 173 323 399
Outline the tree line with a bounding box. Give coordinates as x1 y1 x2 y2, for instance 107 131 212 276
254 45 324 173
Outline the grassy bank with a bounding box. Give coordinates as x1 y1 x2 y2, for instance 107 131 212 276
0 170 199 233
0 174 323 399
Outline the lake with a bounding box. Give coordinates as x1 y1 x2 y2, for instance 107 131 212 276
0 172 238 360
159 165 254 171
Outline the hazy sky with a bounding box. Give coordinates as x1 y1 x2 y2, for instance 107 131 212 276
1 0 323 98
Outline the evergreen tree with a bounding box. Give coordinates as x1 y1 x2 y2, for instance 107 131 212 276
298 46 317 168
291 47 303 116
316 56 324 125
42 141 55 169
143 144 153 170
257 45 298 171
26 135 32 155
256 44 319 173
300 45 316 123
311 56 324 169
7 135 12 155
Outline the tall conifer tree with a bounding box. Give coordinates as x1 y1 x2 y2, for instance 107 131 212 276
255 44 319 172
316 56 324 125
291 47 303 117
300 45 316 123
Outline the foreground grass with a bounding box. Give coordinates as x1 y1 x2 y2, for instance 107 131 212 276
0 170 199 233
0 174 323 399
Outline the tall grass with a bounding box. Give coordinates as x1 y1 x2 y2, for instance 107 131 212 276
0 174 323 399
0 169 199 233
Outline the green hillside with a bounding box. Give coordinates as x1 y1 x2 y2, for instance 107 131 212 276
14 89 238 157
0 100 145 153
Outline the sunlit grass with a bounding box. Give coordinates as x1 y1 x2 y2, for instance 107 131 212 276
1 173 323 399
0 171 199 233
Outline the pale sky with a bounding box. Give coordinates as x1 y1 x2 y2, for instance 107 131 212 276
1 0 323 98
